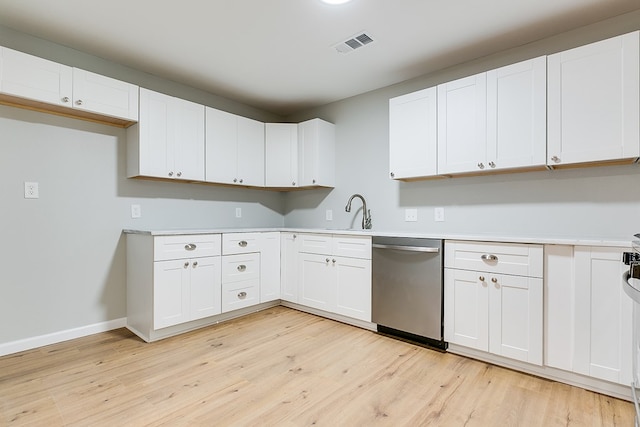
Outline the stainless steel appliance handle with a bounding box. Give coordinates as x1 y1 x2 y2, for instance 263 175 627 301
372 243 439 253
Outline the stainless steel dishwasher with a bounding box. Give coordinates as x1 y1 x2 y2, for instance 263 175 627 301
372 236 446 350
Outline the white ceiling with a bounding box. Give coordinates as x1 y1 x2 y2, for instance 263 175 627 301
0 0 638 115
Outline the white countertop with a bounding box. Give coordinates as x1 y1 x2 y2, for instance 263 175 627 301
123 227 631 247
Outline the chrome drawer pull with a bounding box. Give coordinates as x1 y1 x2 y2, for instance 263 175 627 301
183 262 189 268
238 240 248 247
238 291 247 299
185 243 197 251
481 254 498 262
237 264 247 272
192 261 198 268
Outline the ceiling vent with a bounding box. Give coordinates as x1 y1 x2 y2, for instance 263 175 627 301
333 32 374 54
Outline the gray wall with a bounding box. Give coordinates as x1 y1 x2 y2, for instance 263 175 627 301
283 10 640 241
0 26 285 344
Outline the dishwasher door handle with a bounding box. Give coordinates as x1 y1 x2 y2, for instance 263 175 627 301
372 243 440 253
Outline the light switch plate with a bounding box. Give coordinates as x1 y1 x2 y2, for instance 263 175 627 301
405 208 418 222
24 182 39 199
235 207 242 218
434 207 445 222
326 209 333 221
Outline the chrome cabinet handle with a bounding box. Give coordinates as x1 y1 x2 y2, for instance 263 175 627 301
326 258 330 263
481 254 498 262
489 161 496 168
292 181 296 186
237 291 247 299
390 172 395 178
177 171 182 177
491 277 498 283
183 262 189 268
551 155 561 163
479 276 485 282
75 99 83 106
332 259 336 264
192 261 198 268
168 171 174 177
237 264 246 272
238 240 248 247
477 162 485 169
185 243 196 251
312 179 316 184
239 178 243 183
62 96 70 103
233 178 238 183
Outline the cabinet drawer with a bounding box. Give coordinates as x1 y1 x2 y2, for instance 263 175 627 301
332 235 371 259
154 234 221 261
299 233 333 254
445 240 543 277
223 233 261 255
222 253 260 283
221 280 259 312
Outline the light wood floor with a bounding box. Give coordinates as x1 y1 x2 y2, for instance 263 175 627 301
0 306 635 426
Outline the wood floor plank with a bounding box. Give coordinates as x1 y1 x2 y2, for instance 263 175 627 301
0 306 634 426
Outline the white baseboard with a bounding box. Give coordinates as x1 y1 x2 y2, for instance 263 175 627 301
0 318 127 357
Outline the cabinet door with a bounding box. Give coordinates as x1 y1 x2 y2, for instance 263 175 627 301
236 116 264 187
0 47 72 107
189 256 222 321
72 68 139 121
260 232 281 303
154 259 190 329
265 123 298 187
548 31 639 166
299 252 334 311
574 246 632 384
444 268 488 350
298 119 335 187
205 107 238 184
488 274 543 365
173 97 205 181
437 73 487 174
137 88 172 178
486 57 546 170
281 233 299 303
389 87 438 179
334 256 371 321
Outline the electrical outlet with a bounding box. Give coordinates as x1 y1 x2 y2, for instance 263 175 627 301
24 182 39 199
326 209 333 221
235 207 242 218
434 207 445 222
131 204 141 219
405 208 418 222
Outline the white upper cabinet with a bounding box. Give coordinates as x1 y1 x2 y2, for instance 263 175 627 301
72 68 138 121
547 31 640 166
486 56 546 170
0 46 72 106
437 73 487 174
389 86 438 180
127 88 205 180
0 47 138 124
265 123 298 187
298 118 335 187
205 107 265 187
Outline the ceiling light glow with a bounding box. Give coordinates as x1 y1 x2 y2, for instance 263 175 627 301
321 0 352 4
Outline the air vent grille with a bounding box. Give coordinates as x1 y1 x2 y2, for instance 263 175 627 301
333 31 375 54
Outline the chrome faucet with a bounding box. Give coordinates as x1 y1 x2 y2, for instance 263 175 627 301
345 193 372 230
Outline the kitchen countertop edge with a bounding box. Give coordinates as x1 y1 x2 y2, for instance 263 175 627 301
123 228 630 247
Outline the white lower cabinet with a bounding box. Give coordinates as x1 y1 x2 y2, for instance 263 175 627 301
221 252 260 313
280 232 299 303
292 233 372 322
154 256 221 329
259 232 281 303
444 241 543 365
545 245 632 385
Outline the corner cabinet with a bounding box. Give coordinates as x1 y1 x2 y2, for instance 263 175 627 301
265 123 298 188
547 31 639 167
444 241 544 365
0 46 138 126
205 107 265 187
127 88 205 181
545 245 632 385
389 86 438 180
